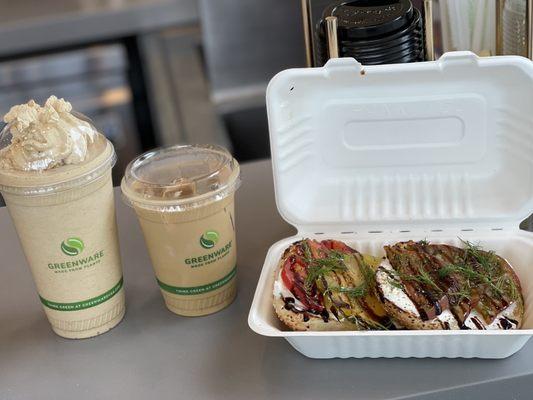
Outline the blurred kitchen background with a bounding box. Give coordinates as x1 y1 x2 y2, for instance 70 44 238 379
0 0 530 189
0 0 309 184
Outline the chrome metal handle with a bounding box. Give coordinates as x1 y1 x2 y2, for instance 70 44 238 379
326 16 339 59
301 0 313 67
424 0 435 60
526 0 533 59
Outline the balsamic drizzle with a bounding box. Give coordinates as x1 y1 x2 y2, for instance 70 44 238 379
283 297 329 323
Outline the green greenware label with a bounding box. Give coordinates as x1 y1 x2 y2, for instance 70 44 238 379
61 237 85 256
185 241 232 268
157 267 236 295
39 278 123 311
49 236 105 274
200 230 220 249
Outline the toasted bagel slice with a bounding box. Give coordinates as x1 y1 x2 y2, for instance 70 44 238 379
375 259 457 330
273 296 355 331
376 240 524 330
273 239 390 331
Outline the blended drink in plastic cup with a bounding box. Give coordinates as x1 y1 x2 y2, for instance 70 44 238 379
121 145 241 316
0 96 125 339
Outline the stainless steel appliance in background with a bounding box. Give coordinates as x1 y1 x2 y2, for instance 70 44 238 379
199 0 306 161
137 26 231 154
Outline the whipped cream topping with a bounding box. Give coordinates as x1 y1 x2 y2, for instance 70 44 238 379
0 96 99 171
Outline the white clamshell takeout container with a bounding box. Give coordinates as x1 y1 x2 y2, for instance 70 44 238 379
248 52 533 359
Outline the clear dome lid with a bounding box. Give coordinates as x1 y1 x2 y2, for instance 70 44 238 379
0 97 115 195
121 144 241 211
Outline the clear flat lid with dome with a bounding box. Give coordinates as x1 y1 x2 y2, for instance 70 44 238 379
0 96 115 195
121 144 241 211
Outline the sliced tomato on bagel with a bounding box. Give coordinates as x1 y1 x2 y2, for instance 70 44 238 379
306 239 328 259
322 239 355 253
281 256 297 291
280 240 326 313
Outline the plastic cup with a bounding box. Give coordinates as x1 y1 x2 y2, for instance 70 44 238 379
0 118 125 339
121 145 241 316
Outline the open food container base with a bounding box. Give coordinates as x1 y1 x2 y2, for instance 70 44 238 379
249 231 533 358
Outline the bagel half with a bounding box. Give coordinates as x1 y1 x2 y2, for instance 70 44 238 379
375 240 524 330
273 239 391 331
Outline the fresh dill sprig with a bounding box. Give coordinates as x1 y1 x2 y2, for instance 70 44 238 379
302 243 378 300
305 263 345 291
494 274 519 301
437 239 520 302
507 277 519 300
461 240 499 275
388 278 404 290
304 248 347 290
326 284 367 298
343 313 390 330
381 268 404 290
480 302 492 316
440 261 510 297
447 288 470 304
438 262 505 297
359 256 377 288
301 240 313 262
398 266 443 294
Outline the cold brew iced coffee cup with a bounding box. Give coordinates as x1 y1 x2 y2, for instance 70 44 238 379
121 145 240 316
0 96 125 339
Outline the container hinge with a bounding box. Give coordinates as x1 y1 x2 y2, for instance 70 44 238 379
299 224 518 237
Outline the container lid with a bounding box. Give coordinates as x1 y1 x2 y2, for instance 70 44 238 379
266 52 533 233
121 144 241 211
323 0 414 41
0 97 115 196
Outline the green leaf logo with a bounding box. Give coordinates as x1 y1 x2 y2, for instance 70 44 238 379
200 231 219 249
61 237 84 257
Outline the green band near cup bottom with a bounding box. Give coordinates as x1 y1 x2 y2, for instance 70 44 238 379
157 266 237 296
39 278 123 311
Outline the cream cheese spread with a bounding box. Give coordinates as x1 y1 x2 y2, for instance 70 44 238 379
376 259 420 316
463 302 519 330
377 258 518 330
436 309 460 330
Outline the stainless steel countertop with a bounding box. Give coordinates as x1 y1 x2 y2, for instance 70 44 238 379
0 0 198 57
1 159 533 400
